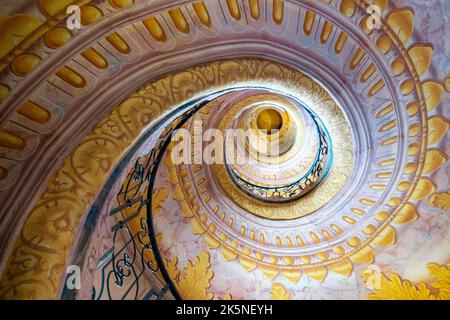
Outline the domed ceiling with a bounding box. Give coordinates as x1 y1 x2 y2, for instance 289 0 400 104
0 0 448 300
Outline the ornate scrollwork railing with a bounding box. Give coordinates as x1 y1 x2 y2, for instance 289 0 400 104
91 100 207 300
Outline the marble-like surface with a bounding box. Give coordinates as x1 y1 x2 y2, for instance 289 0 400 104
151 0 450 298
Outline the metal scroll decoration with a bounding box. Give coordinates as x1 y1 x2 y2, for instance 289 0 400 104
227 109 333 203
91 101 208 300
89 87 331 299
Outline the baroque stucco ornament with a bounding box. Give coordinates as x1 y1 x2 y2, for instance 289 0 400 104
0 0 447 300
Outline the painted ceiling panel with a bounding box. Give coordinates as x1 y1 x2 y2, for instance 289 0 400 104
0 0 447 300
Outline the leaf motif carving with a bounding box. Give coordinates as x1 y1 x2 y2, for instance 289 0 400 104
363 263 450 300
270 283 292 300
166 251 214 300
152 187 168 215
429 190 450 211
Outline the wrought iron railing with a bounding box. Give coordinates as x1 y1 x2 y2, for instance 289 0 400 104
227 109 333 203
63 86 330 300
90 101 207 300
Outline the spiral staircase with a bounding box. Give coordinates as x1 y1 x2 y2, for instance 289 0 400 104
0 0 448 300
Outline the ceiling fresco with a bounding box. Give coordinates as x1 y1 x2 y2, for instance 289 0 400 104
0 0 447 300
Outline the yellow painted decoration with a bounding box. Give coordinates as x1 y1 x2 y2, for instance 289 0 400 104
379 158 395 166
39 0 77 16
411 178 436 201
281 269 301 283
334 32 347 53
408 44 433 76
0 130 26 149
360 198 376 206
45 27 72 49
350 246 375 264
11 53 40 77
226 0 241 20
408 143 420 155
0 56 431 298
80 5 103 25
376 35 392 54
270 283 291 300
204 233 220 249
393 203 418 224
321 229 334 241
347 236 361 247
340 0 355 17
169 9 190 34
192 2 211 27
373 226 396 247
109 0 134 9
407 101 419 116
56 66 86 88
143 17 167 42
381 136 397 146
428 116 449 145
0 167 7 180
363 224 377 235
106 33 131 54
17 100 51 124
375 211 389 222
388 197 401 207
239 255 257 271
332 246 345 256
257 109 283 134
391 58 405 75
191 217 206 234
248 0 260 20
376 103 394 119
429 190 450 211
310 231 321 244
320 21 333 44
0 84 10 103
300 256 312 263
316 252 329 261
304 267 327 282
424 149 447 174
350 48 365 70
359 16 371 34
408 123 421 136
181 200 194 218
273 0 284 25
0 14 42 59
379 119 396 132
343 215 356 224
260 264 279 280
400 79 414 95
397 181 411 192
303 11 315 35
422 81 444 111
329 258 353 277
386 9 414 45
209 223 217 233
81 47 108 69
169 251 214 300
221 245 238 261
363 263 450 300
361 64 376 82
152 187 168 215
